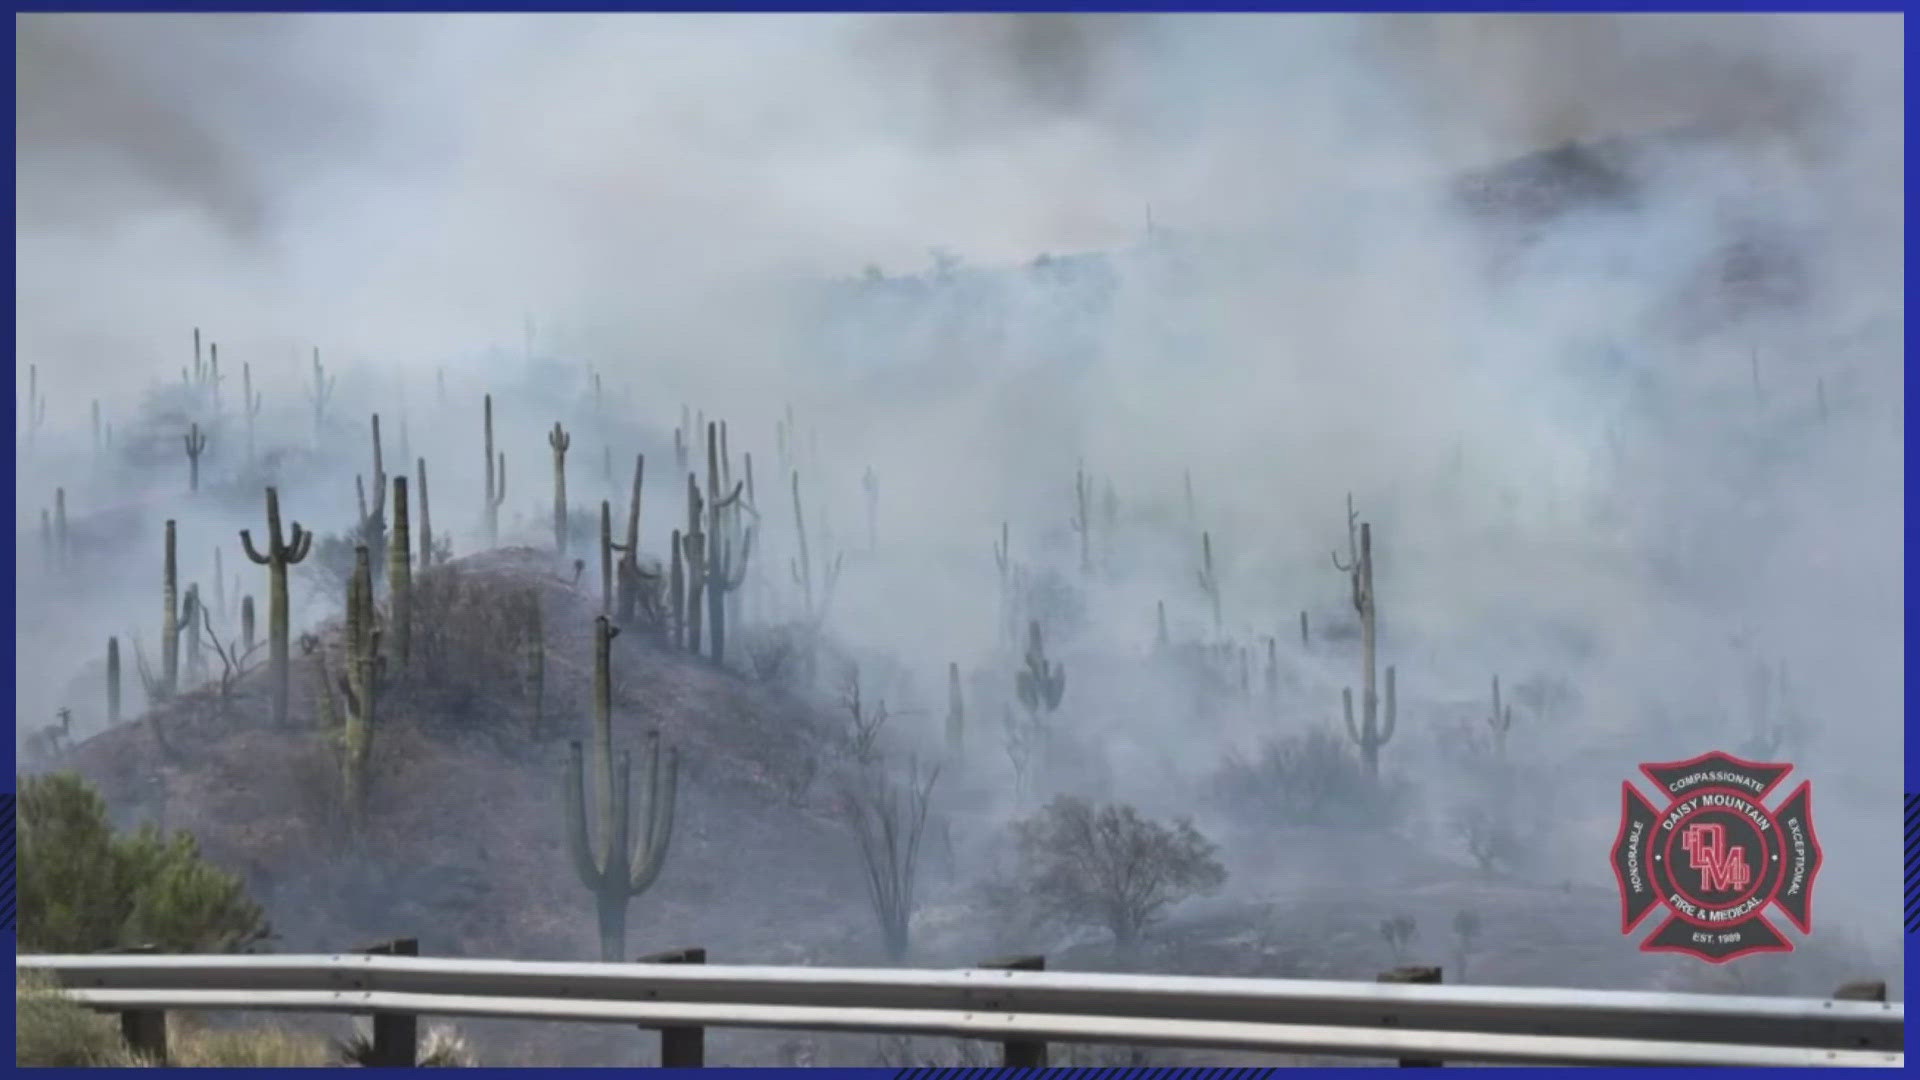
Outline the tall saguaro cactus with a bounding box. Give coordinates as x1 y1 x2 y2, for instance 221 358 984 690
682 476 706 655
341 545 379 833
669 528 685 648
1071 465 1093 575
364 414 389 536
240 487 314 727
565 616 679 962
107 637 122 723
705 421 753 665
309 348 335 446
598 500 615 615
1332 495 1396 776
611 455 644 626
416 458 434 570
1487 675 1513 758
1015 620 1067 720
242 362 261 468
946 661 965 760
184 423 207 492
388 476 412 667
162 519 182 698
550 421 572 555
1197 531 1221 635
483 395 507 547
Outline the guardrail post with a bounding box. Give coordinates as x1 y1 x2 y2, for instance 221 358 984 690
99 944 167 1064
638 947 706 1066
357 938 419 1066
1378 965 1443 1067
979 954 1047 1068
1835 980 1887 1002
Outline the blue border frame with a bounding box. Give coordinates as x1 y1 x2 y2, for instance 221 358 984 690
6 3 1913 1074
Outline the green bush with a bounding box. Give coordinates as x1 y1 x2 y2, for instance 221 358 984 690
17 772 269 954
14 971 142 1067
16 970 335 1067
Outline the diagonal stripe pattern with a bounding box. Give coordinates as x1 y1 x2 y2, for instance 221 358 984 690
912 1071 1282 1079
1 793 15 933
1906 794 1919 934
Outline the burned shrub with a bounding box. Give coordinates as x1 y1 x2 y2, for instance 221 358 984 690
1213 728 1409 831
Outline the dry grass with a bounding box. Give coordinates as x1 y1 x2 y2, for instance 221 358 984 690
16 971 333 1067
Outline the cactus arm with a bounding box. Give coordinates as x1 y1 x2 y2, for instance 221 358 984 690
564 741 607 883
240 530 271 564
627 735 677 893
286 523 313 562
1379 665 1397 744
1343 687 1362 746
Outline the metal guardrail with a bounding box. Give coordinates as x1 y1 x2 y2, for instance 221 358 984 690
18 951 1903 1068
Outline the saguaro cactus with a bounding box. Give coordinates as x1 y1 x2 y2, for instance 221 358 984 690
1071 465 1092 575
1332 496 1396 776
162 519 182 698
946 661 964 760
388 476 412 667
416 458 434 570
611 455 644 626
184 423 207 492
23 363 47 457
669 528 685 648
1197 532 1221 635
550 422 572 555
107 637 122 723
182 585 204 684
483 395 507 547
599 500 614 615
565 616 679 962
241 595 256 655
1487 675 1513 758
1015 620 1066 719
790 470 843 635
242 362 261 467
54 489 68 568
364 414 388 535
705 422 753 665
240 487 314 727
341 546 379 833
682 477 706 655
309 348 334 445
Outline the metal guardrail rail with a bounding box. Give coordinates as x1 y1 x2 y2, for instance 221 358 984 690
17 952 1904 1068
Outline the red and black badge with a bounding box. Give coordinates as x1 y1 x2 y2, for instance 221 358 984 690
1610 750 1821 963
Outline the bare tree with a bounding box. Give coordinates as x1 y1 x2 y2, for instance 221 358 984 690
838 758 940 962
839 664 889 767
1380 915 1417 964
1457 803 1522 878
1012 796 1226 955
1452 910 1481 981
199 603 265 718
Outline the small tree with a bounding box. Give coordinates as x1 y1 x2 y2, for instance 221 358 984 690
1456 802 1523 878
838 759 940 962
1012 796 1226 954
1379 914 1417 964
18 772 268 953
1452 910 1481 980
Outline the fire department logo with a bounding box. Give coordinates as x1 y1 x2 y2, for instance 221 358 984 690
1610 750 1821 963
